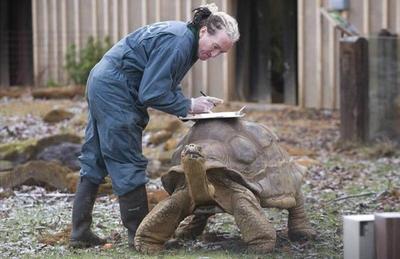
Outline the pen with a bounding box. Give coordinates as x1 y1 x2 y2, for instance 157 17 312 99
200 91 216 106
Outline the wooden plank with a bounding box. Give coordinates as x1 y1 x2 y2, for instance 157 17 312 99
73 0 80 50
32 0 38 86
51 0 59 82
222 0 229 101
363 0 370 35
122 0 128 35
316 0 322 108
61 0 67 82
398 0 400 33
328 17 335 109
44 0 49 84
382 0 388 29
201 0 208 94
298 0 305 107
103 0 109 37
92 0 98 38
112 0 119 42
141 0 147 26
374 212 400 259
185 0 193 97
339 37 369 142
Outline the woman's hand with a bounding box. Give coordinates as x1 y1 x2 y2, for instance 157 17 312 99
189 96 223 113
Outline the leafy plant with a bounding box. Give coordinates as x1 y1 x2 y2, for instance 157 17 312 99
65 36 112 85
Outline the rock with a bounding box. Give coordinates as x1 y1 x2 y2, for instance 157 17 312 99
65 172 113 194
165 119 182 132
164 138 178 151
36 133 82 148
147 189 169 210
295 158 320 168
0 134 82 165
0 139 37 164
32 85 85 99
0 87 27 98
146 159 162 179
36 142 81 170
0 160 13 172
146 115 182 132
43 109 74 123
281 143 315 157
144 146 175 164
0 160 73 191
149 130 173 145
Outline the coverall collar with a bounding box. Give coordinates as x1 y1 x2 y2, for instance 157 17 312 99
187 24 199 64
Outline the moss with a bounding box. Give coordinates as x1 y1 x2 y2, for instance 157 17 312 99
0 139 37 161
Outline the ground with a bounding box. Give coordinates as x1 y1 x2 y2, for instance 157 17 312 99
0 95 399 258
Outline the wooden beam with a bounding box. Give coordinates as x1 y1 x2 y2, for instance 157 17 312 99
339 37 369 142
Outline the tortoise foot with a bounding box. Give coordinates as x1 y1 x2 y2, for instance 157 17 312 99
134 241 164 255
288 227 317 241
247 241 275 254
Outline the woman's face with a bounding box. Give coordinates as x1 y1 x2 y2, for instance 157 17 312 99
198 26 233 61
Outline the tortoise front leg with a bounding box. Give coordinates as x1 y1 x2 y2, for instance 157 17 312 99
232 189 276 253
134 188 193 254
287 192 316 241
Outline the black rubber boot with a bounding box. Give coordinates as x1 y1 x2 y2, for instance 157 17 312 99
70 177 106 248
119 185 149 247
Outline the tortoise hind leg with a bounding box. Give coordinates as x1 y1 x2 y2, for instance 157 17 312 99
232 189 276 253
287 192 316 241
134 189 192 254
174 214 211 240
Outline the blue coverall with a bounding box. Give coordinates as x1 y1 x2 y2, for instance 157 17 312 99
79 21 198 196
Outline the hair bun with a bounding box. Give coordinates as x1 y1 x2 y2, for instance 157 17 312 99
201 3 218 14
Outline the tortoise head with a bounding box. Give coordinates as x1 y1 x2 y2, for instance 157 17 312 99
181 144 205 163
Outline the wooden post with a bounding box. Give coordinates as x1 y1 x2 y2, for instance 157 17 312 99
374 212 400 259
339 36 369 142
368 30 400 142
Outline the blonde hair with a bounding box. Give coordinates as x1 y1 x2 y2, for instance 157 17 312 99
189 3 240 42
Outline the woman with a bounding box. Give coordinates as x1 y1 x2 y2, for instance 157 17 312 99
70 3 239 248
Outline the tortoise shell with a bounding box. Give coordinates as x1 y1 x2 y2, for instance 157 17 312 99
162 118 304 209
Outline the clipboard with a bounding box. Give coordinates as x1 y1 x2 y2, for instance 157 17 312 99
180 106 246 121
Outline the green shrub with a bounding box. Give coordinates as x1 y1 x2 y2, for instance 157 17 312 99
65 36 112 85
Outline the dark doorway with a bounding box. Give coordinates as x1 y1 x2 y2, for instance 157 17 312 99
235 0 297 104
0 0 33 87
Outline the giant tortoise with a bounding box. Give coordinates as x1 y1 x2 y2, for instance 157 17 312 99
135 118 316 253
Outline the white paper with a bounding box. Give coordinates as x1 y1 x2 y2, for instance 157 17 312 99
180 106 246 121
